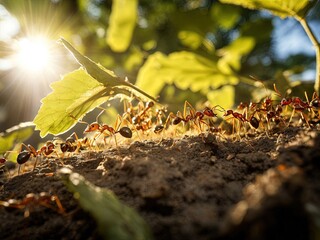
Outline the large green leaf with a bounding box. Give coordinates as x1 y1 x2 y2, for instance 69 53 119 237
210 2 241 30
207 85 235 111
59 168 153 240
136 51 239 97
0 122 35 154
34 69 111 137
217 37 256 72
219 0 316 19
34 39 158 137
60 38 156 101
106 0 138 52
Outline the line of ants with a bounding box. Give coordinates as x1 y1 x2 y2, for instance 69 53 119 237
2 84 319 175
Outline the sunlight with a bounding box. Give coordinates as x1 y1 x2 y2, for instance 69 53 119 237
14 36 53 74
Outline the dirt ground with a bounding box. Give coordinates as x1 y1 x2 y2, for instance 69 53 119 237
0 126 320 240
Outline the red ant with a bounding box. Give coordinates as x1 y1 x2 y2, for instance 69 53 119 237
0 192 65 218
77 113 132 147
223 109 249 135
274 84 311 127
16 141 56 175
131 101 154 126
170 101 220 132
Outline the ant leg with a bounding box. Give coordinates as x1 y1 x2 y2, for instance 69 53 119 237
300 112 310 128
114 134 118 148
69 132 83 152
288 108 295 127
18 165 21 175
51 195 66 214
33 156 40 172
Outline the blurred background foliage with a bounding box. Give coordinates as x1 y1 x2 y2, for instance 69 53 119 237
0 0 319 138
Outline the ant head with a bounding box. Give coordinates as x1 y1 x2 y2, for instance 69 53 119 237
224 109 233 116
146 101 154 108
0 158 6 164
203 108 216 117
84 122 100 133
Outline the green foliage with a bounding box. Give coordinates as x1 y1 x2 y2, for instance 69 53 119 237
219 0 316 19
219 0 320 94
210 2 241 30
60 38 156 101
59 168 153 240
34 39 156 137
34 69 110 137
0 122 34 155
136 35 255 109
217 37 255 72
107 0 138 52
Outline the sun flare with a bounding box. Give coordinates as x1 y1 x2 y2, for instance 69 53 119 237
14 36 53 74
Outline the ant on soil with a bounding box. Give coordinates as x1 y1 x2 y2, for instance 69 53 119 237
55 132 90 154
123 101 156 134
0 192 65 218
74 111 132 147
169 101 221 133
223 109 249 136
17 141 55 175
273 84 312 127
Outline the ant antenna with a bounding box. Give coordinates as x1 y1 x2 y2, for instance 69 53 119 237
213 105 225 112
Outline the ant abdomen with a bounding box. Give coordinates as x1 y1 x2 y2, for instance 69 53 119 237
17 151 31 165
119 127 132 138
172 117 182 125
154 125 164 133
250 117 259 129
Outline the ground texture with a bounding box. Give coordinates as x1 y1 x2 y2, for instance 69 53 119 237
0 126 320 240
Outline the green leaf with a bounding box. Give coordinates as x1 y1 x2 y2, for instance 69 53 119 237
136 51 239 97
178 30 203 50
0 122 35 155
210 2 241 30
34 39 157 137
207 85 235 111
219 0 316 19
217 37 255 72
106 0 138 52
34 69 111 137
59 168 153 240
60 38 156 101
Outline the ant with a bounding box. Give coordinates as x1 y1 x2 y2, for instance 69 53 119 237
223 109 248 135
0 192 65 218
76 112 132 147
58 133 89 153
274 84 311 127
17 141 56 175
131 101 154 126
170 101 220 132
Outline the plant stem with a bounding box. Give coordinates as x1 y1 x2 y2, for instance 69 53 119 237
298 18 320 95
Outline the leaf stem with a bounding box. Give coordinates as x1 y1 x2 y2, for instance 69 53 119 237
298 18 320 95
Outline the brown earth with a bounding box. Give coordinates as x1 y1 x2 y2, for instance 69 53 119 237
0 126 320 240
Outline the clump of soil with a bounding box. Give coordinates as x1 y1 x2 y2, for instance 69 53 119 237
0 126 320 240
